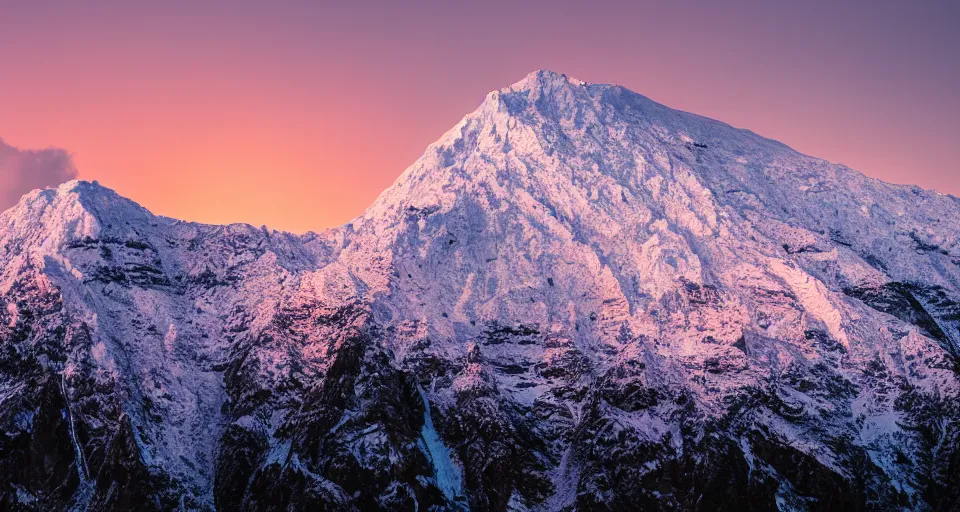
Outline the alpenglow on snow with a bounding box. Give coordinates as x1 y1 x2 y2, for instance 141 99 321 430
0 70 958 511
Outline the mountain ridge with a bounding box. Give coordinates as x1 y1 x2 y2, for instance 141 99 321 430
1 70 959 511
9 69 957 238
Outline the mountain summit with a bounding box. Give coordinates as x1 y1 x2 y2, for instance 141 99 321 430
1 72 959 511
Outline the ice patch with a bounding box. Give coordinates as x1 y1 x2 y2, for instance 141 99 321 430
740 436 755 480
14 410 35 431
14 486 36 505
417 386 467 508
60 374 89 482
263 440 292 468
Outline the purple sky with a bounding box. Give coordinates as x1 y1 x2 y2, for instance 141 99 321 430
1 0 958 231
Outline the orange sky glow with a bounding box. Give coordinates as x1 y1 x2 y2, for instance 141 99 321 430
2 1 958 233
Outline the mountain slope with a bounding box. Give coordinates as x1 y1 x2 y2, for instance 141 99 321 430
1 71 959 511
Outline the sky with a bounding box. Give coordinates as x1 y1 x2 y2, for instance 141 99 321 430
1 0 958 233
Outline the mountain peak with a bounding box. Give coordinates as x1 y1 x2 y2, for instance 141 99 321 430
1 179 157 253
508 69 586 91
54 179 143 211
2 71 960 511
57 178 111 195
492 69 596 117
11 179 126 210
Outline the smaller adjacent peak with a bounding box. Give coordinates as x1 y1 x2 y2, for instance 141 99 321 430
56 178 110 194
60 180 155 226
3 179 157 248
56 178 93 191
55 179 136 206
15 179 122 207
32 179 150 222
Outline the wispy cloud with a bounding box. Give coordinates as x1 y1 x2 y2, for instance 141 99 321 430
0 138 78 210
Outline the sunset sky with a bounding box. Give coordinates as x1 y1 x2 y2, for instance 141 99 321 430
2 0 958 233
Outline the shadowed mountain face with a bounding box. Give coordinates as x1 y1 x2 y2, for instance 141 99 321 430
1 71 959 511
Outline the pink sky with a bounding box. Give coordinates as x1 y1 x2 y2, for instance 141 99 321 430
1 1 957 232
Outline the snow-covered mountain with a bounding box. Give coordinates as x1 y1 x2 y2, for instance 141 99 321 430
1 70 958 511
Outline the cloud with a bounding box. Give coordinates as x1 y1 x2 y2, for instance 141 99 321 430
0 138 79 210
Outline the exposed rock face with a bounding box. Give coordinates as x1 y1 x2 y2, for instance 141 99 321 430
1 71 959 511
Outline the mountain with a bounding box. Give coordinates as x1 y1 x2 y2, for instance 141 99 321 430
1 70 958 511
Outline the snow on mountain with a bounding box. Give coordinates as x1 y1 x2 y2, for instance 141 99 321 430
1 70 958 511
